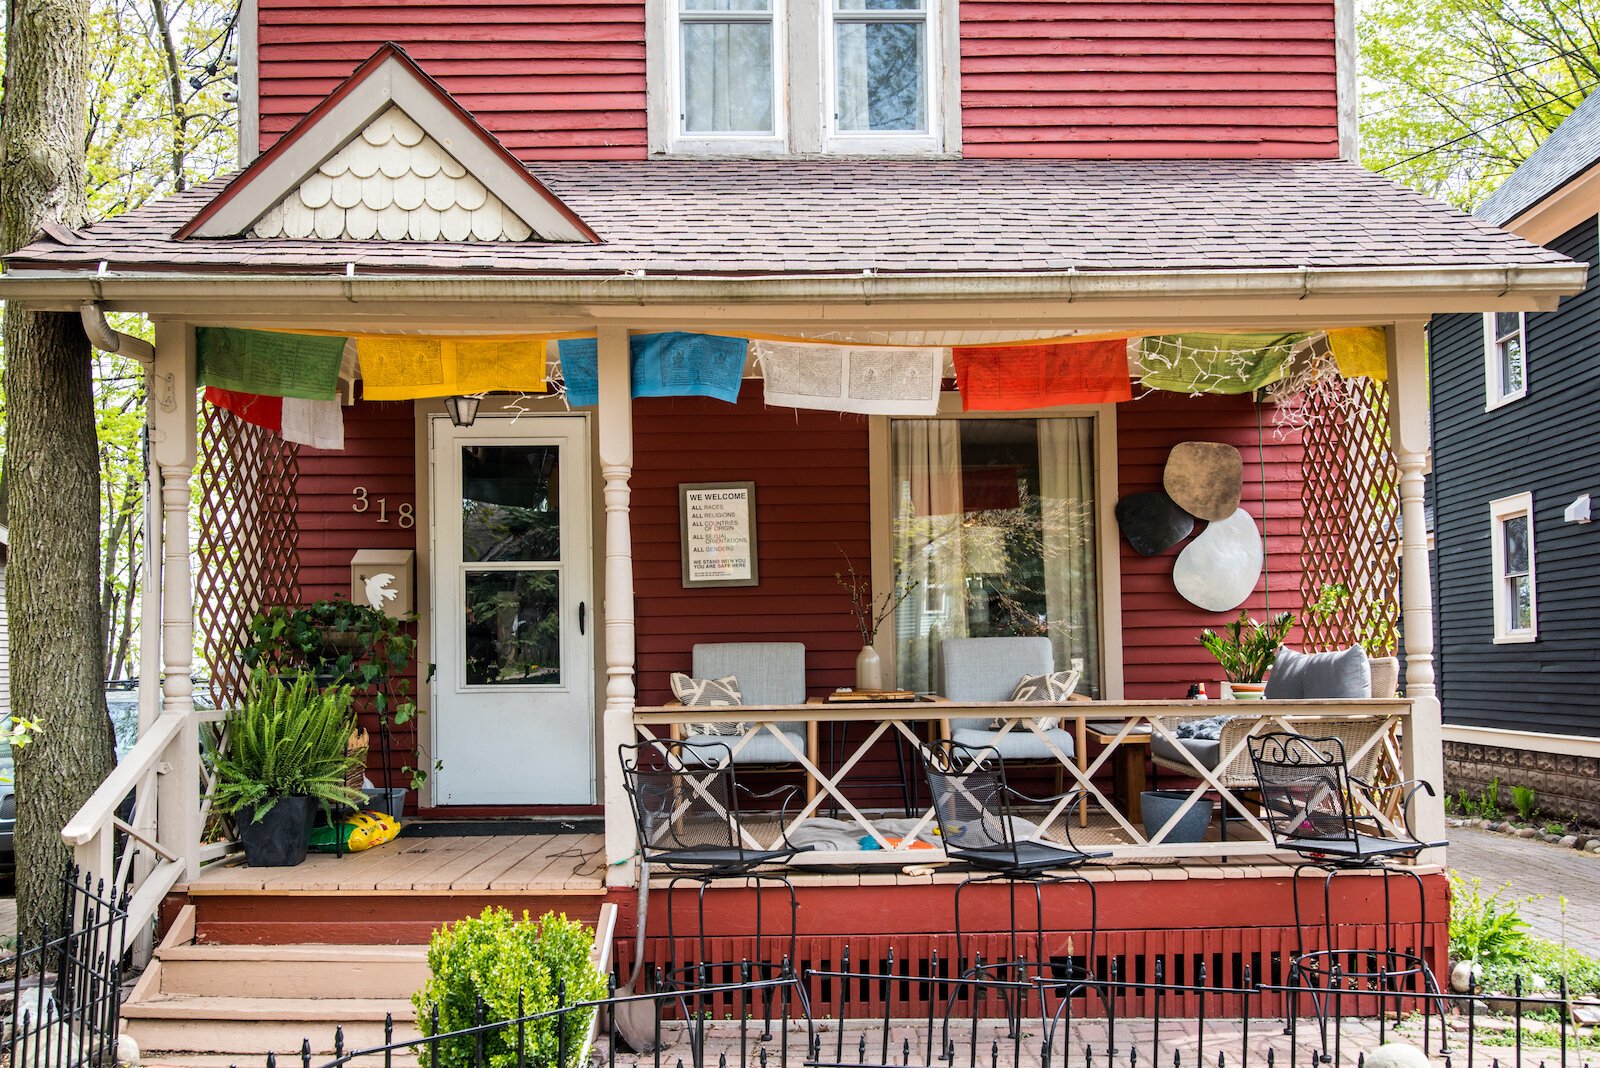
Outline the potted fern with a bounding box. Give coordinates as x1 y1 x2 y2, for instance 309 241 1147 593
1198 611 1296 699
213 672 367 866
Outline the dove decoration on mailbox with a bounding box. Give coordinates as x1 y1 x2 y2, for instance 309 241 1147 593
351 550 414 618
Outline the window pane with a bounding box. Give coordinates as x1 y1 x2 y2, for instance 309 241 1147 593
465 571 562 686
1500 334 1524 394
1511 575 1532 631
835 20 926 132
682 22 774 133
462 445 560 562
1502 514 1529 575
890 418 1099 697
684 0 770 10
1495 312 1521 340
836 0 922 9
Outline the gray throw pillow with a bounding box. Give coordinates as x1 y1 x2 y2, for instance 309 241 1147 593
669 673 744 735
1263 646 1371 700
991 669 1081 731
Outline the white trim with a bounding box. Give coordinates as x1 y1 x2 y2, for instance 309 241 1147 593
821 0 942 155
190 54 591 241
1482 310 1529 410
1489 491 1537 644
238 0 259 165
1333 0 1357 161
660 0 790 156
1443 723 1600 760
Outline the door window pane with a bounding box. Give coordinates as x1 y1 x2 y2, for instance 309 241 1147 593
891 418 1098 696
461 445 560 562
835 20 926 131
682 21 774 133
464 571 562 686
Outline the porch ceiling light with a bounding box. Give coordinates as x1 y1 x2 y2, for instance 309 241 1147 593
444 394 481 428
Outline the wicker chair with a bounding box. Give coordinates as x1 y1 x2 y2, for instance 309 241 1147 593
1150 655 1399 837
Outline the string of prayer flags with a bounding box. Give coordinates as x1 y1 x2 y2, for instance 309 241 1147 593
1326 327 1389 381
1138 332 1310 396
754 340 943 416
357 336 548 401
554 332 749 407
203 387 346 450
951 339 1132 411
205 386 282 432
197 327 347 400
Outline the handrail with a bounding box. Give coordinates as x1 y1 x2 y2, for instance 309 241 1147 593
61 711 185 847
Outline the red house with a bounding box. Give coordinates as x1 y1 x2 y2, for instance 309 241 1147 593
0 0 1585 1056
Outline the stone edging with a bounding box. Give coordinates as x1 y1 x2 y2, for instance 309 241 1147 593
1448 816 1600 853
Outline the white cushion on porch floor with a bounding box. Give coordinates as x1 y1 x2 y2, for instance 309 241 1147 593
676 728 809 765
951 726 1077 760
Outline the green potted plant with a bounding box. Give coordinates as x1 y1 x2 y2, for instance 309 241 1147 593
212 672 367 866
244 599 428 818
1198 611 1296 699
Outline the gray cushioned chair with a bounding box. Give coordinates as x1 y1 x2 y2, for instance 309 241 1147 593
672 642 814 768
938 638 1087 815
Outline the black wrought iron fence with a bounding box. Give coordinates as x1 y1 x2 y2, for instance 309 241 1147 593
2 867 130 1068
240 947 1600 1068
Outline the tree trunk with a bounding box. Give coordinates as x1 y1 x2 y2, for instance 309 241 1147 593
2 0 117 937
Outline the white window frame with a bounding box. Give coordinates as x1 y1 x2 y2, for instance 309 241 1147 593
1483 311 1528 410
647 0 955 155
1489 492 1537 644
822 0 941 155
665 0 790 155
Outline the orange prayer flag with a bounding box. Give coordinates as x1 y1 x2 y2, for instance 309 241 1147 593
951 339 1133 411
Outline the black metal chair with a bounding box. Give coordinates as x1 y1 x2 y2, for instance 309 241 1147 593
1248 731 1448 1057
918 739 1108 1037
619 738 803 986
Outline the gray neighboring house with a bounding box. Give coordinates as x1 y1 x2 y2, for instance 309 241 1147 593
1431 91 1600 823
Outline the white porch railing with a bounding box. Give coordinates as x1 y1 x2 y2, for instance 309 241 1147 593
631 699 1428 864
59 707 234 956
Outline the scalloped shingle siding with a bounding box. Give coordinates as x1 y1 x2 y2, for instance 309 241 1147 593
251 107 535 242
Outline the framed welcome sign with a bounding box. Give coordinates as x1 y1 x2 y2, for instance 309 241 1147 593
679 481 759 588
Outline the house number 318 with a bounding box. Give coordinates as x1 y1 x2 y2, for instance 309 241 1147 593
351 487 415 528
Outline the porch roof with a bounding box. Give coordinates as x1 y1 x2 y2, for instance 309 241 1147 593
3 158 1580 282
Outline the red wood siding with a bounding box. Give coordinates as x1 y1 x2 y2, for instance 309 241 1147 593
630 395 871 705
1117 392 1306 698
295 398 421 790
959 0 1340 159
256 0 647 158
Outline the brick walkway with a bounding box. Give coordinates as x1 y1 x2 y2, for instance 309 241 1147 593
1447 825 1600 955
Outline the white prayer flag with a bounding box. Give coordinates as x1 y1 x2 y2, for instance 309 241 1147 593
755 340 944 416
281 397 345 450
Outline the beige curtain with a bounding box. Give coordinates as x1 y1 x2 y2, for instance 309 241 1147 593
892 420 967 692
1039 418 1100 696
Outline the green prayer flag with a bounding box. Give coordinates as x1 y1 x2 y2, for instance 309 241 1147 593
196 327 347 400
1138 332 1308 396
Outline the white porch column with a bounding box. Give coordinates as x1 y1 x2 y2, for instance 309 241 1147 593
595 325 639 887
150 323 202 881
1386 320 1446 855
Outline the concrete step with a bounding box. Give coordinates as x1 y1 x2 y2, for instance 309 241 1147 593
124 995 418 1056
155 943 430 1000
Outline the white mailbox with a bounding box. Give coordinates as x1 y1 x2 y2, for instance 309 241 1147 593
351 549 415 618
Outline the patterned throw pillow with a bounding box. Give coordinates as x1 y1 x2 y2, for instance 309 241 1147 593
669 673 744 736
993 669 1082 732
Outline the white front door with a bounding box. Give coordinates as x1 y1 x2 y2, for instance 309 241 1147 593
430 415 595 805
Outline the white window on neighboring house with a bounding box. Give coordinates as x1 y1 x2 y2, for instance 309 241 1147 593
654 0 948 155
1484 311 1528 408
1489 492 1537 643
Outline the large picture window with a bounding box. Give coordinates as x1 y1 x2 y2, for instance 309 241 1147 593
890 417 1100 696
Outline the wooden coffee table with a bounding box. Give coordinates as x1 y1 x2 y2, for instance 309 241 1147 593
1085 720 1153 822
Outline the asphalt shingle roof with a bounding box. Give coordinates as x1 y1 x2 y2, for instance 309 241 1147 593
5 158 1575 277
1479 90 1600 227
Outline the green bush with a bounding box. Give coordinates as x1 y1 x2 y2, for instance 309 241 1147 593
1512 784 1538 822
211 672 366 822
1449 873 1529 969
1481 935 1600 998
414 908 606 1068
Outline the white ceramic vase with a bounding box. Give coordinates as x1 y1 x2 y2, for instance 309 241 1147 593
855 645 883 691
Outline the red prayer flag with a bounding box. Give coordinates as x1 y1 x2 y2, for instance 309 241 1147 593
205 386 283 432
952 339 1133 411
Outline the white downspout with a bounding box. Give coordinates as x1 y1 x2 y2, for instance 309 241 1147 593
79 302 155 364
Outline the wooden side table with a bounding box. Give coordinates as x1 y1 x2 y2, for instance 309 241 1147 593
1085 720 1153 822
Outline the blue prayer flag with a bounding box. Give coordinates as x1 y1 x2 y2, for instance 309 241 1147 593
556 332 747 407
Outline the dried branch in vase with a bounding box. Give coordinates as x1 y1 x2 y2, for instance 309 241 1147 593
835 549 918 647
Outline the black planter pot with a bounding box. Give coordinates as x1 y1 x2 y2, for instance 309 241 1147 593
239 795 316 866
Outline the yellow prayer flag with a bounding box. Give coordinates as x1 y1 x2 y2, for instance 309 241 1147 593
1327 327 1389 382
357 336 548 400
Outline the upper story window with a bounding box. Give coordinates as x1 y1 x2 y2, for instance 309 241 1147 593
655 0 950 155
1489 492 1537 643
1484 311 1528 409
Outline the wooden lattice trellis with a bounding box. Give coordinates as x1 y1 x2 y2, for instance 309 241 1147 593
195 404 302 708
1298 376 1402 658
